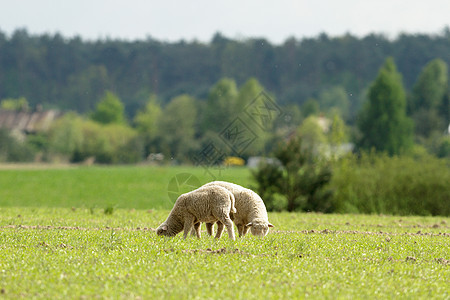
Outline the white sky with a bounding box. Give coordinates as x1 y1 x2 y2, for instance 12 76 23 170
0 0 449 43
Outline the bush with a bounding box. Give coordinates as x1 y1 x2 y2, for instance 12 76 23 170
331 152 450 216
47 113 83 161
71 121 143 164
251 137 333 212
47 115 143 164
0 129 36 162
437 136 450 158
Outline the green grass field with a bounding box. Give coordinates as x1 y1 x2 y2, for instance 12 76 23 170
0 166 449 299
0 165 251 209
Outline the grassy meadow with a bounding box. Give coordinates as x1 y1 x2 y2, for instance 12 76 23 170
0 165 251 209
0 165 449 299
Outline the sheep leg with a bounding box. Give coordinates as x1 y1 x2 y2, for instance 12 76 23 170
192 222 201 238
222 218 235 240
214 222 224 239
205 223 214 236
183 216 195 239
236 224 245 237
242 224 250 236
190 224 197 237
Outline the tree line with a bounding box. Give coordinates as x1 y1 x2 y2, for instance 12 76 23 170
0 28 449 164
1 55 449 164
1 27 450 118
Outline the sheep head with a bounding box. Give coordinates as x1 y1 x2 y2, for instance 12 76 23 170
246 220 274 237
156 223 175 237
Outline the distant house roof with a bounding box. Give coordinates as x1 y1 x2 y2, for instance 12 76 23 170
0 109 63 133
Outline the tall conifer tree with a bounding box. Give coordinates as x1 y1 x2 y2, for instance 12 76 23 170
357 57 413 155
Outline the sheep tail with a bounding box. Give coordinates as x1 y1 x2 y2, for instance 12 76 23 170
229 193 237 214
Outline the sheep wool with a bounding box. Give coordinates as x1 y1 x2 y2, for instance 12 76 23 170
156 185 236 240
203 181 274 237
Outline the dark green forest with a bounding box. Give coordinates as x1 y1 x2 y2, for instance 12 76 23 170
1 28 450 116
1 28 449 164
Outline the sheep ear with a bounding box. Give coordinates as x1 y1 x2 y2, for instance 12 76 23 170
246 222 253 227
161 225 168 231
268 223 274 228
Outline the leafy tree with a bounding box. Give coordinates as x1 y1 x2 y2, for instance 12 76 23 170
297 115 327 153
237 78 264 110
71 120 141 164
0 129 35 162
133 95 162 156
101 124 142 163
301 98 320 118
198 77 279 160
133 95 162 137
357 57 413 155
71 120 110 163
47 113 84 161
318 86 350 119
296 114 349 159
412 108 446 139
90 91 126 125
200 78 239 133
47 110 141 164
409 59 448 137
409 58 448 112
329 113 348 146
328 113 349 159
158 94 198 162
237 78 274 156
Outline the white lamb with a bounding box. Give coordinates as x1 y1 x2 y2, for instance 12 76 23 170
156 185 236 240
202 181 274 238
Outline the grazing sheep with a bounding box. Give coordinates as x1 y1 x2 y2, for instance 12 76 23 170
156 185 236 240
203 181 274 238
